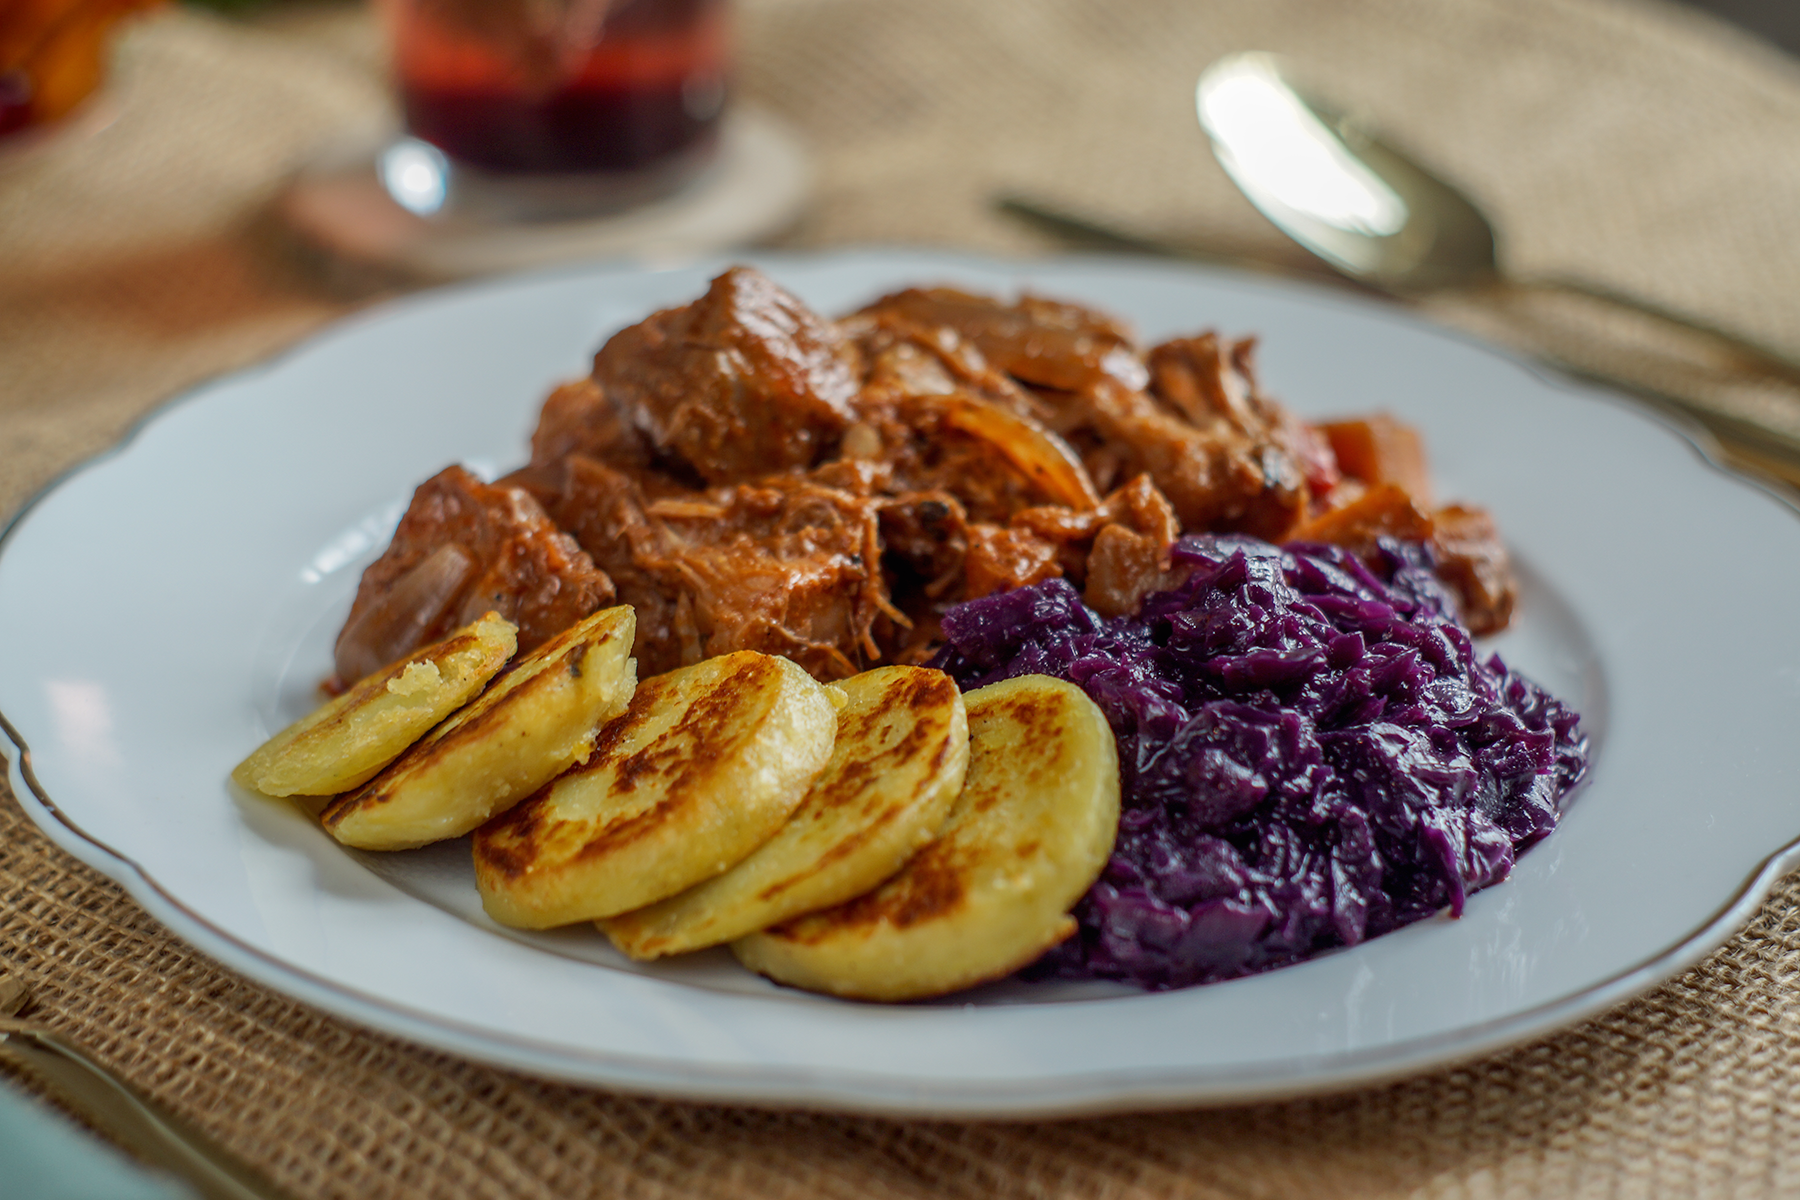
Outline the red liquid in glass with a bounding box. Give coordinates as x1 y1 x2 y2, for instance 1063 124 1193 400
0 72 34 138
390 0 728 175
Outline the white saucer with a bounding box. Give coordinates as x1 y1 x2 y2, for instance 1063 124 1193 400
278 105 810 280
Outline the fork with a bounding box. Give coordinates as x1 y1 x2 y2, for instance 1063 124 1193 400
0 974 290 1200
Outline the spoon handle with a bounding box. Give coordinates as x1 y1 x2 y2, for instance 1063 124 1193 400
992 195 1367 290
988 195 1800 484
0 1019 291 1200
1522 272 1800 389
1536 355 1800 489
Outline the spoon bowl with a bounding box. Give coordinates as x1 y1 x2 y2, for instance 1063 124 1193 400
1196 51 1800 473
1196 53 1498 294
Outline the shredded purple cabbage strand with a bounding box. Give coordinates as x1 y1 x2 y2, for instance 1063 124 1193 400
929 535 1588 991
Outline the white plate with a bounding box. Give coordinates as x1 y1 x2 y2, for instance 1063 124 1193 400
5 252 1800 1117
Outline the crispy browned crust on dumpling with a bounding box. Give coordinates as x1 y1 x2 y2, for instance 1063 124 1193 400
472 651 838 928
601 665 968 959
733 674 1119 1001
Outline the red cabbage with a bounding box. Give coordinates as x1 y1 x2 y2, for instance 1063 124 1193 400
930 535 1588 990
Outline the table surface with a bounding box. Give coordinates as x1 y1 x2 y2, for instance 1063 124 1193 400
4 1 1800 1197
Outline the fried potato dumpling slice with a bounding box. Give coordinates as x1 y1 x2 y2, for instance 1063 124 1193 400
234 612 518 797
473 651 839 929
320 605 636 850
601 665 970 960
732 674 1119 1001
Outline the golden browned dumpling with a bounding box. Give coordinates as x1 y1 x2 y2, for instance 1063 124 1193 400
601 665 969 960
473 651 839 929
321 605 636 850
233 612 517 798
733 674 1119 1001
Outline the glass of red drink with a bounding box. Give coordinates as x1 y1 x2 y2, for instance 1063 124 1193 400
378 0 729 219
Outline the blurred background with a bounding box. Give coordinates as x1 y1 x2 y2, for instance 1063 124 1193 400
8 0 1800 518
1681 0 1800 51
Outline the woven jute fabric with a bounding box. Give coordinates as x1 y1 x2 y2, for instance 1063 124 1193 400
3 0 1800 1196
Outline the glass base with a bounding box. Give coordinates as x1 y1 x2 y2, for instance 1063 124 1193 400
277 105 809 281
378 131 720 223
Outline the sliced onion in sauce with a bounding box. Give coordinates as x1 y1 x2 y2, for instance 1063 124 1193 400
927 394 1101 511
333 542 477 685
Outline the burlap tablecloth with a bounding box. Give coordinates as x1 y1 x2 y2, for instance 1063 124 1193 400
5 0 1800 1195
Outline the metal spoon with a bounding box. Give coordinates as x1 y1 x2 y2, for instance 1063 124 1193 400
1196 52 1800 376
1193 51 1800 473
0 974 290 1200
